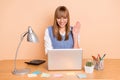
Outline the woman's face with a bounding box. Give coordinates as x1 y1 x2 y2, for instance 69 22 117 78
56 17 68 28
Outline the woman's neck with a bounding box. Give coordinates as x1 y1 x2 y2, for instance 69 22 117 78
59 27 65 34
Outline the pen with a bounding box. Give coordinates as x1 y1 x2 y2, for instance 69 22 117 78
101 54 106 60
98 54 102 61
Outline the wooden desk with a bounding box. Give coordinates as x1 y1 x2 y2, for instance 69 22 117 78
0 59 119 80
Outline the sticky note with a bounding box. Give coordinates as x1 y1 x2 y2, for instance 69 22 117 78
66 72 75 75
32 70 42 74
41 73 50 77
53 74 63 77
77 73 87 78
27 74 37 77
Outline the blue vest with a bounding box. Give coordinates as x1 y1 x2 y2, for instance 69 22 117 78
48 26 73 49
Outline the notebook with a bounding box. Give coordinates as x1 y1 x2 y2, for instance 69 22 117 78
47 48 83 70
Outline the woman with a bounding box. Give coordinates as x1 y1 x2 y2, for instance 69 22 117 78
44 6 81 54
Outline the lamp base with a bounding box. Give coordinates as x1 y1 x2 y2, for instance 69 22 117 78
12 68 30 75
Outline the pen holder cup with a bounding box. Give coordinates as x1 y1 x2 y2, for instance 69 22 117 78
94 60 104 70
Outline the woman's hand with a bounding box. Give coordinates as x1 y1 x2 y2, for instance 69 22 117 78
72 21 81 38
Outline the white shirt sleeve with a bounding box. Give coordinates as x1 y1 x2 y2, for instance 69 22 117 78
44 28 53 55
70 27 80 46
78 34 80 46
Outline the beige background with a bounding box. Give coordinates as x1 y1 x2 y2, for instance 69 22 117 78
0 0 120 60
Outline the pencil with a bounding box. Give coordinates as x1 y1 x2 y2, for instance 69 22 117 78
101 54 106 60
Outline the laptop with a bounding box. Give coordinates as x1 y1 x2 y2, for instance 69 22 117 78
47 48 83 70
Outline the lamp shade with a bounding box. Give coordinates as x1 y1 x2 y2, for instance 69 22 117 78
27 26 38 43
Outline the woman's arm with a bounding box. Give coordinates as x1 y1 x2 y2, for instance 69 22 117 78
44 28 53 54
72 21 81 48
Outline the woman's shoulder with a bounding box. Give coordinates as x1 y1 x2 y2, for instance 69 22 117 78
45 26 53 32
47 26 53 28
47 26 53 29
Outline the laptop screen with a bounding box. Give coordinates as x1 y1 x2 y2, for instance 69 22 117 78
47 48 83 70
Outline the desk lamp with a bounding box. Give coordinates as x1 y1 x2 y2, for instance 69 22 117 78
12 26 38 75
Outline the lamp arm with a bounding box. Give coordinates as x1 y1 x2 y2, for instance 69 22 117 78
13 32 28 72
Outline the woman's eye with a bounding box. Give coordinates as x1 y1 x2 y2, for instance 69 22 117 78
63 17 67 19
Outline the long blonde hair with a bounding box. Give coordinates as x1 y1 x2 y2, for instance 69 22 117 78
53 6 70 41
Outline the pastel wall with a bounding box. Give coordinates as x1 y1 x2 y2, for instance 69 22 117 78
0 0 120 60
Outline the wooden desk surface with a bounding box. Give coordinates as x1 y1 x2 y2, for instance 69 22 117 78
0 59 119 80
